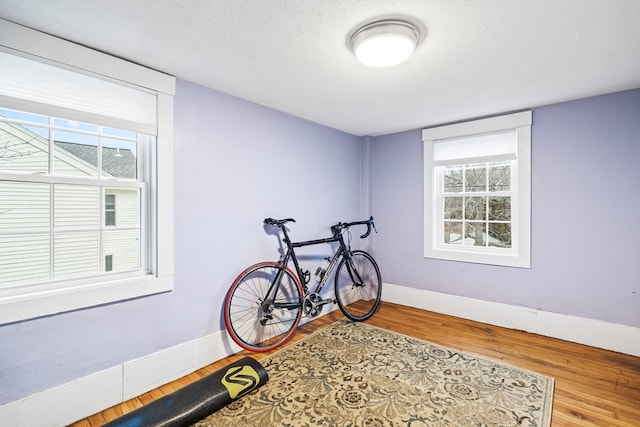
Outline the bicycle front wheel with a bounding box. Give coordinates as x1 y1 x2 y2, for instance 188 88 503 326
334 250 381 321
224 262 303 352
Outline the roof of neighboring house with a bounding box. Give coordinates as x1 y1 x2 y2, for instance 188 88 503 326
54 141 136 179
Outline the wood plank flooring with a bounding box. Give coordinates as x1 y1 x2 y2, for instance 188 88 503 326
71 302 640 426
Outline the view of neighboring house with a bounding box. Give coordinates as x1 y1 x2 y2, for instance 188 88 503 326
0 119 141 286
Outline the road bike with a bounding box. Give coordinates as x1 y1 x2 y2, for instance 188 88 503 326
223 217 381 352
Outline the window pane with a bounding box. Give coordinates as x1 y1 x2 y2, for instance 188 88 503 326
465 166 486 192
106 188 140 228
104 229 140 272
105 194 116 226
489 164 511 191
488 197 511 221
444 197 462 219
103 127 136 139
489 223 512 248
465 197 486 221
54 117 98 133
54 184 99 230
444 168 462 192
1 108 49 125
444 221 462 244
0 121 49 173
54 232 99 279
464 222 486 246
105 211 116 226
0 181 50 232
102 138 137 179
0 234 50 286
105 194 116 210
53 130 99 177
105 254 113 272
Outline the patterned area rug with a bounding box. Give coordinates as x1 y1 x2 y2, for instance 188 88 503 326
196 320 554 426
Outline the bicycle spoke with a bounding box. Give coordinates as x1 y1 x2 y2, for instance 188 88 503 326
224 263 302 352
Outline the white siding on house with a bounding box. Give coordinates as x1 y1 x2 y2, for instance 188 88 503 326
54 232 99 279
54 184 99 230
0 181 49 232
0 181 51 286
0 234 49 286
104 229 139 272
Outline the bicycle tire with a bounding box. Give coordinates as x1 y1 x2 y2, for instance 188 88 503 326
224 261 303 352
334 250 381 321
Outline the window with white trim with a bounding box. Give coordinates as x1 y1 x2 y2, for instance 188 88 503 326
423 111 531 268
0 19 175 324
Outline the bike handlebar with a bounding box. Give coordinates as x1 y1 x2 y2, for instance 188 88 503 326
332 216 377 239
264 216 376 238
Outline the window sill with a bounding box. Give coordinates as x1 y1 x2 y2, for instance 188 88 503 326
0 274 173 325
424 246 530 268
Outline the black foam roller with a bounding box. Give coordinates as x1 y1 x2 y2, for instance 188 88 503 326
102 356 268 427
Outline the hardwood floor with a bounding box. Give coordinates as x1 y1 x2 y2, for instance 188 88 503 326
71 302 640 426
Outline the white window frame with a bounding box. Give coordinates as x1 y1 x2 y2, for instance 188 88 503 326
0 19 175 324
423 111 531 268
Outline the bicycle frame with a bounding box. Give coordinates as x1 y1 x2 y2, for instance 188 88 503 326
266 225 359 312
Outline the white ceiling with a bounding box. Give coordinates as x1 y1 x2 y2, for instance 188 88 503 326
1 0 639 136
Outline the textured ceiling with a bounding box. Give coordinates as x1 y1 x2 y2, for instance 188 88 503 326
0 0 639 136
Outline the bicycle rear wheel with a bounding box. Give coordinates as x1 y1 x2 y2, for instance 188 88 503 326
334 250 381 321
224 262 303 352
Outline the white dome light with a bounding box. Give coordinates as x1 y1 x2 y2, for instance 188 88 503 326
350 20 420 67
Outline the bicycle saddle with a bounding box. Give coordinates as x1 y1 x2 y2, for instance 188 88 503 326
264 218 296 226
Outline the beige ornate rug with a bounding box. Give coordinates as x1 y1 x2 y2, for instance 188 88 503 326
195 320 554 426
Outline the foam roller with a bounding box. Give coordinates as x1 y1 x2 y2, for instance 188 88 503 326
103 356 268 427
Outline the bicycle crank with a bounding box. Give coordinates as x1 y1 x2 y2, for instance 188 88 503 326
302 293 333 318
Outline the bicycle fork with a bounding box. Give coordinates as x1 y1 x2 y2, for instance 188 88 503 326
344 253 365 288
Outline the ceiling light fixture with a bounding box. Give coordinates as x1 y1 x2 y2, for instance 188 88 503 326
349 19 420 67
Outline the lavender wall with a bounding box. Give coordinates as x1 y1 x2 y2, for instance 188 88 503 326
372 89 640 327
0 79 363 404
1 85 637 407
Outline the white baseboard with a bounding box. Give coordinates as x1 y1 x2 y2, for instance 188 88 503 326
3 288 637 427
0 366 123 427
0 329 242 427
382 282 640 357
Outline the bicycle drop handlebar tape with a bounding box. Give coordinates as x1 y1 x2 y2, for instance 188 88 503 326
332 217 376 239
359 216 375 238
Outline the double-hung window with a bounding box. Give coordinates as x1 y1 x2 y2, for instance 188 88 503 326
423 111 531 268
0 19 175 323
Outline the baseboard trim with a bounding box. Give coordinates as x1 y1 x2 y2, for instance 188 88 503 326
0 329 242 427
382 282 640 357
3 288 637 426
